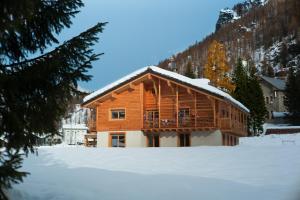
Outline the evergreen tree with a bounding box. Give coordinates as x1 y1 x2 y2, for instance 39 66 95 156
247 67 267 135
284 67 300 117
261 60 274 77
232 58 247 102
279 42 288 68
232 59 267 135
185 61 195 78
0 1 106 199
204 40 235 92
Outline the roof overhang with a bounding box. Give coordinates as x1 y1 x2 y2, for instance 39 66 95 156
82 67 249 113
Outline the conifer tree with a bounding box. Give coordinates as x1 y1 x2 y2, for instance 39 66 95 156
185 61 195 78
0 1 106 198
284 67 300 117
232 58 247 102
232 59 267 135
280 42 288 68
247 67 267 135
204 40 235 92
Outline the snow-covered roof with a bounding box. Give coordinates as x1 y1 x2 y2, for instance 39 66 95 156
261 76 286 90
83 66 249 112
62 124 88 130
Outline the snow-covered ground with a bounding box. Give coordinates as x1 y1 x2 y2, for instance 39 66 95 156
8 134 300 200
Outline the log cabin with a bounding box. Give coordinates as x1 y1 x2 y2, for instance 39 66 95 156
82 66 249 147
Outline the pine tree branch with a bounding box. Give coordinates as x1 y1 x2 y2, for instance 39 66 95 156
2 22 107 70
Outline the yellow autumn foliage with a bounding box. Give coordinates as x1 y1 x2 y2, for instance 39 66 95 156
204 40 235 93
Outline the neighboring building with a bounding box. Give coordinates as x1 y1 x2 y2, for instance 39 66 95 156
259 76 287 120
62 124 88 145
82 66 249 147
62 104 90 145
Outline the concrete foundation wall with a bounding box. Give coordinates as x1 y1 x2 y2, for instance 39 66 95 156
97 131 146 147
97 130 223 147
159 132 177 147
191 130 223 146
126 131 147 147
97 132 109 147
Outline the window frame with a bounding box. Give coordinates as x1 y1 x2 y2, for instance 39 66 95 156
109 132 126 147
110 108 126 120
178 107 191 126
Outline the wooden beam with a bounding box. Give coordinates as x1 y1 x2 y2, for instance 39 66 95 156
176 85 179 128
140 82 144 129
152 80 158 96
150 74 224 101
187 88 192 95
229 105 232 130
214 100 217 127
132 74 151 85
158 79 161 128
111 92 117 99
194 92 197 128
167 80 172 87
95 106 98 132
115 83 135 94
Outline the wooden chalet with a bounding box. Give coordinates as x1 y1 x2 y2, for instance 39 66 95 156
82 66 249 147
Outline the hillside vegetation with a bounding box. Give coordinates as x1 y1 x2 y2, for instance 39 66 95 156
158 0 300 78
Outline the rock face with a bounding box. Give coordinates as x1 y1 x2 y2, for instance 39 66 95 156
216 0 265 31
216 8 238 31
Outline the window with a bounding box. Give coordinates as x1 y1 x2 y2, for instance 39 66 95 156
111 109 125 120
222 109 226 117
270 96 273 103
221 109 229 118
179 133 190 147
179 108 190 126
147 134 159 147
110 133 125 147
266 97 269 104
146 110 159 128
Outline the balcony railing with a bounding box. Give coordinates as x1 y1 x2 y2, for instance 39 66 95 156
143 116 214 130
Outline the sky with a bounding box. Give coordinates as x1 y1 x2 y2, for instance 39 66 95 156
59 0 242 92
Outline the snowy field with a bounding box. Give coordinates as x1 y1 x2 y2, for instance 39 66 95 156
8 134 300 200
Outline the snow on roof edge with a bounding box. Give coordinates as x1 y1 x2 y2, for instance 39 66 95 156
83 66 249 112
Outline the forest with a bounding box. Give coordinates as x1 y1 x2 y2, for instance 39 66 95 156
158 0 300 78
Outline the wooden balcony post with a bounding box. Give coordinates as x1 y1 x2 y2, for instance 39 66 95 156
158 79 161 128
229 105 232 130
95 106 98 132
214 100 217 127
140 82 144 129
176 85 178 128
194 92 197 128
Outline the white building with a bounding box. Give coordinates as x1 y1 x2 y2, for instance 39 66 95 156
62 124 88 145
62 104 90 145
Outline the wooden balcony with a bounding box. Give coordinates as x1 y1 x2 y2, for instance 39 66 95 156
219 118 231 130
143 117 214 132
87 121 96 132
84 133 97 147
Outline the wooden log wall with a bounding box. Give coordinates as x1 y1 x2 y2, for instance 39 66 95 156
89 73 248 136
96 84 142 131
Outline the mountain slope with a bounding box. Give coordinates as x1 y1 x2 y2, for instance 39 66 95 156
158 0 300 78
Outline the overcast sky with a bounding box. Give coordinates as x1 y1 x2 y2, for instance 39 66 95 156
59 0 241 91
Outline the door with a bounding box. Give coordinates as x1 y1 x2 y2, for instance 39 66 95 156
178 133 190 147
146 110 159 128
147 134 160 147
